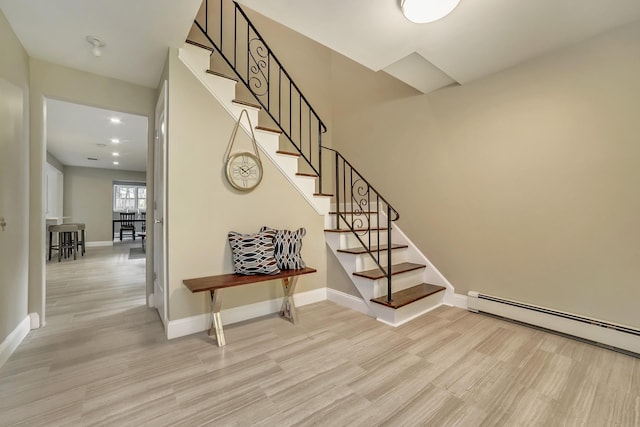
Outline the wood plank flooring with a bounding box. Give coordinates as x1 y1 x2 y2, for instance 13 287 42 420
0 243 638 426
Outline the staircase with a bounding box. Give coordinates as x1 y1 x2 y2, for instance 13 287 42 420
181 0 457 326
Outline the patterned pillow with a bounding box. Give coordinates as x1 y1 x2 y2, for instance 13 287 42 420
260 226 306 270
227 229 280 275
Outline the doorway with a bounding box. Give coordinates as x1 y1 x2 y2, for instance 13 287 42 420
44 98 150 324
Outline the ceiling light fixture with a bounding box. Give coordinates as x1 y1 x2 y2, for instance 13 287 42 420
401 0 461 23
113 161 119 165
86 35 106 57
111 138 120 143
112 152 119 156
110 117 121 124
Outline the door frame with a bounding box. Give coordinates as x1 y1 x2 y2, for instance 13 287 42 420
152 80 168 327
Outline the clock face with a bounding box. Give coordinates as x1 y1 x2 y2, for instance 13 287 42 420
226 152 263 191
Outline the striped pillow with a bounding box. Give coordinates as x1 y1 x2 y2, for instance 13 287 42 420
228 229 280 275
260 226 306 270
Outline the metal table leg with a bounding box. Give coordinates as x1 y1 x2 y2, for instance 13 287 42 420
279 276 299 324
209 289 225 346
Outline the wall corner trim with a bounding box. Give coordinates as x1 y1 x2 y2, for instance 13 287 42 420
0 316 31 369
166 287 328 340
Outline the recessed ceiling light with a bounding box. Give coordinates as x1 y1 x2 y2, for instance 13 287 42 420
111 138 120 143
110 117 121 124
112 152 119 156
113 161 119 165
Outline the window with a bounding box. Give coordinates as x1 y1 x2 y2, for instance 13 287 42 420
113 184 146 212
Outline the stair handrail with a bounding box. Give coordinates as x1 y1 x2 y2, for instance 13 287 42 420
191 0 400 302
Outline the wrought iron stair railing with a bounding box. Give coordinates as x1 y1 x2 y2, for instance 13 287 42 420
190 0 400 302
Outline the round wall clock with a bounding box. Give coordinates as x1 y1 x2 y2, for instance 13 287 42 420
225 151 263 191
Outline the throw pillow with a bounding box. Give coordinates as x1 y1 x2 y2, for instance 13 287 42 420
227 229 280 275
260 226 306 270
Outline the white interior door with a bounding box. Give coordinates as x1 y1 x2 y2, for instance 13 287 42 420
153 81 168 326
0 78 28 327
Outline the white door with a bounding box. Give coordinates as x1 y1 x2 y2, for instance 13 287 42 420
0 78 28 325
153 81 168 326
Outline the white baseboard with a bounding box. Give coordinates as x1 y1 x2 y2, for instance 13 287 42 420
327 288 372 316
0 316 30 369
444 292 468 309
87 241 113 247
167 287 328 340
29 312 40 329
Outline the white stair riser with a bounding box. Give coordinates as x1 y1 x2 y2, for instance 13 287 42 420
371 291 445 326
336 248 408 272
292 176 316 194
328 213 381 229
253 131 280 154
274 154 299 175
340 230 389 249
369 269 426 298
203 74 237 103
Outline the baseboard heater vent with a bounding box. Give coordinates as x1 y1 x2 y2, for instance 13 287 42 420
467 291 640 356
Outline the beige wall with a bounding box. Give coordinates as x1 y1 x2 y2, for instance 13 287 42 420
63 167 146 242
166 47 326 320
0 10 30 344
29 59 156 322
331 23 640 328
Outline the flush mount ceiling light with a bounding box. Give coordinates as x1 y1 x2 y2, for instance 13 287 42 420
401 0 461 23
111 138 120 143
109 117 121 124
86 35 106 57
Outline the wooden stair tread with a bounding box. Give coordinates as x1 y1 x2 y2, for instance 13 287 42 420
324 227 387 233
255 126 282 134
185 39 214 51
370 283 446 309
337 243 408 255
353 262 425 280
232 99 261 109
313 193 333 197
296 172 318 178
276 150 300 157
205 69 238 82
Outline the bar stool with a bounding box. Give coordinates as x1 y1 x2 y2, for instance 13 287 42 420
65 223 86 256
48 224 79 262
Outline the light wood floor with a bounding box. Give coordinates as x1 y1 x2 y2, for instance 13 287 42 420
1 244 638 426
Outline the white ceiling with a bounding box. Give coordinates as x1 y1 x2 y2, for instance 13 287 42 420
47 99 148 172
3 0 640 170
238 0 640 93
0 0 200 172
0 0 201 88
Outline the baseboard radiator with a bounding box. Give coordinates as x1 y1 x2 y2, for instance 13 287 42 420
467 291 640 355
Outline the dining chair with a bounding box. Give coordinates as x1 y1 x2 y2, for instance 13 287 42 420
119 212 136 241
